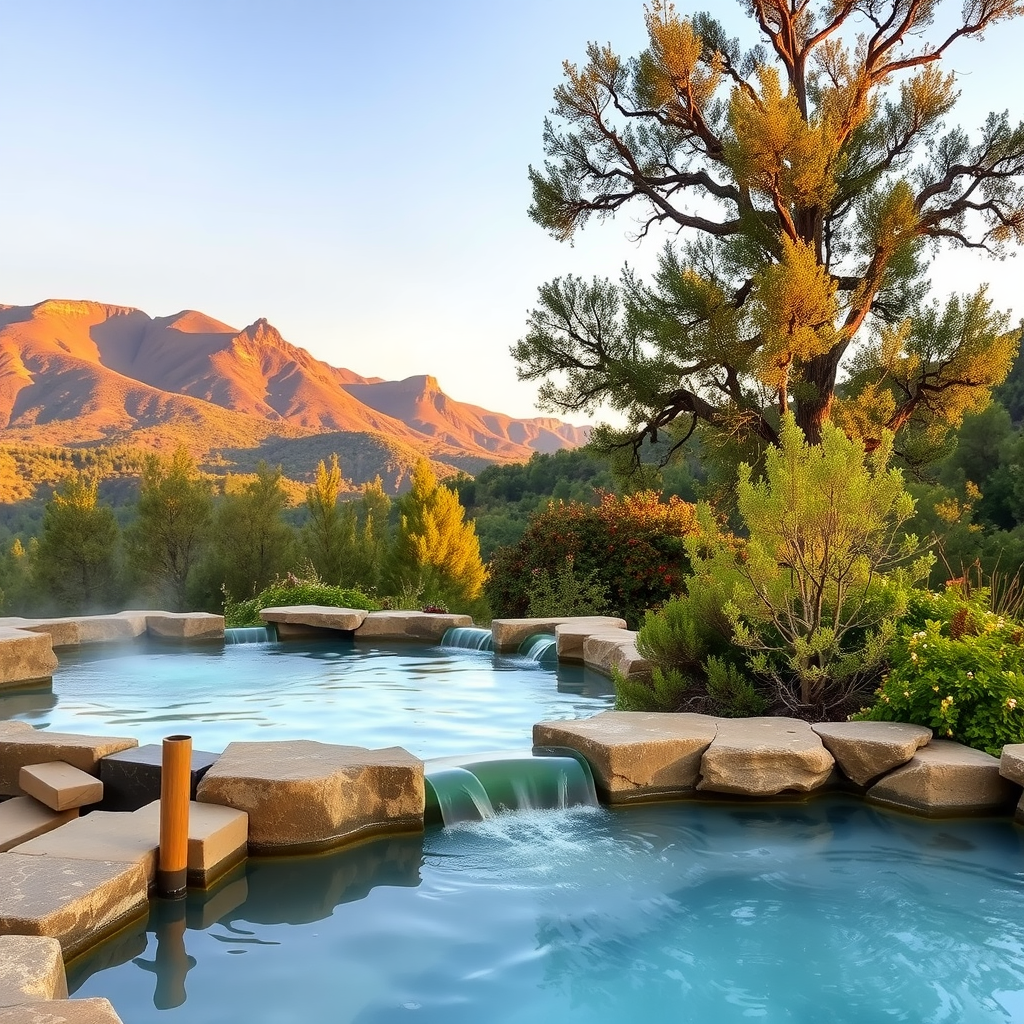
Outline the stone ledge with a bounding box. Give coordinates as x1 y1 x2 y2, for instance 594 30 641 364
553 619 629 661
354 611 472 643
581 632 651 680
0 630 57 690
0 854 148 960
0 998 125 1022
491 616 628 653
196 740 423 854
259 606 368 638
867 739 1020 816
145 613 224 641
811 721 933 787
0 800 77 854
0 725 137 799
0 935 67 1006
534 712 718 802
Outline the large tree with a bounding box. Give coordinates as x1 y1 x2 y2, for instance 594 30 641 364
515 0 1024 468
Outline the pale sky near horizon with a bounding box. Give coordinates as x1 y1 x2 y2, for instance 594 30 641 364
1 2 1023 422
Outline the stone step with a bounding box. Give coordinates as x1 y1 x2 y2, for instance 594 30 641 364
0 799 77 854
12 802 248 889
0 934 67 1006
0 853 148 960
0 999 125 1023
0 723 137 799
19 762 103 812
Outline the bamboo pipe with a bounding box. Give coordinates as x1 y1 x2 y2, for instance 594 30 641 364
157 734 192 898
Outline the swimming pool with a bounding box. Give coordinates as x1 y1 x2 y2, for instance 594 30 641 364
0 638 615 756
68 797 1024 1023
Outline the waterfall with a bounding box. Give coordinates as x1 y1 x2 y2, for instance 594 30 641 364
440 627 495 652
425 751 598 826
518 633 558 664
224 626 273 645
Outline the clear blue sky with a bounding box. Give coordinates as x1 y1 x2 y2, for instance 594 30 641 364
1 2 1022 420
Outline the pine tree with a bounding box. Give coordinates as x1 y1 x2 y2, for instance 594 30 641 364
390 460 486 609
301 454 347 583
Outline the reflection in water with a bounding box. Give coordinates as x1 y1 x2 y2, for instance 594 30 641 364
0 684 57 721
132 898 196 1010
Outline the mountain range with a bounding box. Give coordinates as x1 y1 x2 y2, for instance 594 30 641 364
0 300 589 489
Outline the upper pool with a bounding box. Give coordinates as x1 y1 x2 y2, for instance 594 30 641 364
0 638 615 757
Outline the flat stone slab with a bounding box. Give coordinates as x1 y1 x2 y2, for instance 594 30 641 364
98 744 218 812
0 630 57 689
491 616 627 652
811 722 934 786
354 611 472 642
0 725 137 798
534 712 718 802
581 632 651 680
197 740 423 853
0 999 125 1022
259 606 368 633
132 800 248 887
698 718 835 796
0 799 77 854
554 619 628 661
867 739 1020 817
145 612 224 640
1000 743 1024 786
0 935 67 1005
19 763 103 812
0 854 148 959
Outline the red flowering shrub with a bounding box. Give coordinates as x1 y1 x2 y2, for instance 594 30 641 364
485 491 698 627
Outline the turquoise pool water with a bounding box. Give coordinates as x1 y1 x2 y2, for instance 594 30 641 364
0 639 614 756
69 798 1024 1023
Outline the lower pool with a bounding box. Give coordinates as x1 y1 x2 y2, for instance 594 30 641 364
68 797 1024 1023
0 639 614 757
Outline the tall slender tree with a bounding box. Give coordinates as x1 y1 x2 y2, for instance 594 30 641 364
516 0 1024 469
302 454 347 583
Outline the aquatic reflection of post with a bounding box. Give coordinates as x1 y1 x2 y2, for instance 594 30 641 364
133 897 196 1010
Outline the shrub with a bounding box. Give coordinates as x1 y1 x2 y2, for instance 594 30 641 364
486 491 697 627
526 555 609 617
224 570 380 627
856 600 1024 755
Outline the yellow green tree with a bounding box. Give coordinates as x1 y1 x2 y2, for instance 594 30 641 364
515 1 1024 468
301 454 347 583
390 460 486 609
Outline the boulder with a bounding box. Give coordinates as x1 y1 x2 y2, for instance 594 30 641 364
0 999 125 1022
0 630 57 689
534 712 718 802
581 632 652 679
354 611 472 643
491 616 627 653
259 606 368 638
553 619 629 661
698 717 835 796
811 721 933 786
0 854 148 959
145 613 224 641
0 725 137 798
868 739 1020 816
0 935 67 1005
196 740 423 853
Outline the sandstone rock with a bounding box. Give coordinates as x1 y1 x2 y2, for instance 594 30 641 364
197 740 423 853
534 712 718 802
491 616 627 653
0 725 137 798
811 721 933 786
698 717 835 796
0 619 82 649
0 799 77 854
354 611 473 643
132 800 248 887
0 630 57 689
0 854 148 959
0 935 67 1005
555 621 629 662
999 743 1024 786
581 632 652 680
0 998 125 1022
19 763 103 812
259 605 368 637
867 739 1019 816
145 612 224 641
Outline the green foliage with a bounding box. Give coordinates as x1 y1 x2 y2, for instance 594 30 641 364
635 588 731 676
302 455 347 584
224 570 380 627
614 666 692 713
704 656 768 719
486 490 697 627
857 604 1024 756
125 448 213 611
389 460 486 611
31 475 121 613
525 556 609 617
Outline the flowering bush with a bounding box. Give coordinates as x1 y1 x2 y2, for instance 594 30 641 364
856 607 1024 755
485 491 697 627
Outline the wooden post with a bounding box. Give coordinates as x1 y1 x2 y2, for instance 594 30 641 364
157 734 192 898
